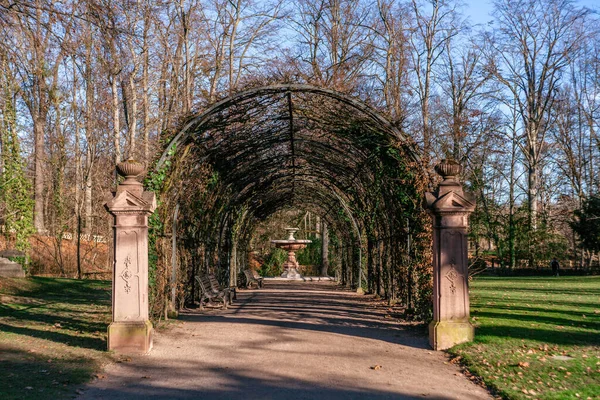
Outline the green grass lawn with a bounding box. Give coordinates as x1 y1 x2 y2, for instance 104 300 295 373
451 276 600 400
0 277 114 400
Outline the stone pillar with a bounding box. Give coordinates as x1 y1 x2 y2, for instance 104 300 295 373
425 159 476 350
105 159 156 354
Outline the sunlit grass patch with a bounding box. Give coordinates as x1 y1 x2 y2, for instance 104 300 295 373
451 276 600 399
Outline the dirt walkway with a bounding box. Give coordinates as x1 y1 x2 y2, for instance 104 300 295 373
78 281 492 400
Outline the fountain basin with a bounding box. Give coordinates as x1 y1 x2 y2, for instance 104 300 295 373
270 240 312 251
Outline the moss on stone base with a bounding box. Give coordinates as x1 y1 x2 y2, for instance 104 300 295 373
429 320 473 350
108 320 153 354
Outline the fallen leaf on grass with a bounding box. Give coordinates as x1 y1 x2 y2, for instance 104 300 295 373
370 365 382 370
518 362 530 368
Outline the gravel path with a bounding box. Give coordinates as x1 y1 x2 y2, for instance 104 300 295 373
78 281 492 400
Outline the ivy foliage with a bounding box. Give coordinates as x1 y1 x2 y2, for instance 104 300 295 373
259 247 287 277
296 236 322 267
143 145 175 309
0 76 35 251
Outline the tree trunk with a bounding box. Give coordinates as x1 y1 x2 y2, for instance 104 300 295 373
33 114 45 233
112 75 121 165
128 73 138 157
143 37 150 163
367 238 374 294
84 32 94 235
320 221 329 276
528 156 538 268
84 160 93 234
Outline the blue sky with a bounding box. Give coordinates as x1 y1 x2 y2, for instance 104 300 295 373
464 0 599 25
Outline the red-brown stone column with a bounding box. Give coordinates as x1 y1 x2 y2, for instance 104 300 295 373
425 159 476 350
105 160 156 354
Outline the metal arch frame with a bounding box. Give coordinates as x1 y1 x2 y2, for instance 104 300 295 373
155 84 422 171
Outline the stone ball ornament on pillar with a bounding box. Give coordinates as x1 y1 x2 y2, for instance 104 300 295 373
105 158 156 354
425 159 476 350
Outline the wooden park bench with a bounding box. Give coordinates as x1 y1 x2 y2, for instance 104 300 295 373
208 274 236 303
243 269 264 289
195 274 230 310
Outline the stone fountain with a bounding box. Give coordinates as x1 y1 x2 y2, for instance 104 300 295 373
271 228 311 279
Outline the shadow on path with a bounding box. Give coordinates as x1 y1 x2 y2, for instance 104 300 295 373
78 281 491 400
79 363 459 400
182 282 428 348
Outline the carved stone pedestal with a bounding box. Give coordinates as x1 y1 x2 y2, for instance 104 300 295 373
281 250 302 279
425 159 476 350
105 160 156 354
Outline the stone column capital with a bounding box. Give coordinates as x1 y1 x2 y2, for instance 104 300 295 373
425 159 476 217
105 159 156 215
105 190 156 215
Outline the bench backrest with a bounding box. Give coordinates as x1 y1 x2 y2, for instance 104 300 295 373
195 275 212 294
208 274 222 292
243 269 255 281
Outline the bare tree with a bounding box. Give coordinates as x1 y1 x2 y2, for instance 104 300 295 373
438 34 493 161
570 30 600 195
290 0 375 91
409 0 462 157
371 0 411 122
202 0 284 99
1 1 71 233
486 0 589 235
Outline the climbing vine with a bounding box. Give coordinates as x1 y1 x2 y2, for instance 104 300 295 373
0 67 35 251
144 145 175 320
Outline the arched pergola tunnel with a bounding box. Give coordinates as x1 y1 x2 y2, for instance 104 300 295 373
104 84 475 354
153 84 432 314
